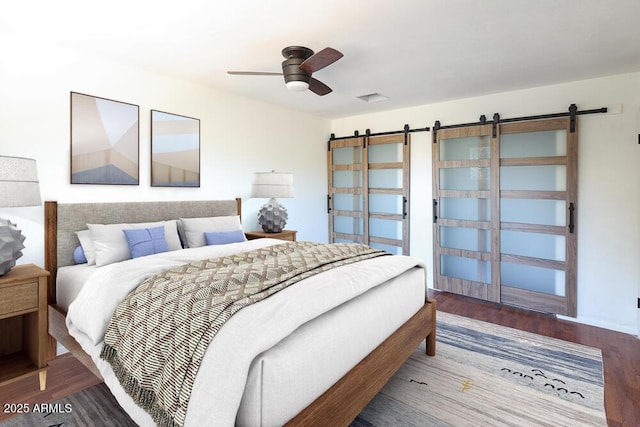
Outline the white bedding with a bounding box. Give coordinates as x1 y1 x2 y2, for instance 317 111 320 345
65 239 426 426
237 267 425 426
56 264 97 311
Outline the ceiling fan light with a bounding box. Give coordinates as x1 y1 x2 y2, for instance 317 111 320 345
286 81 309 91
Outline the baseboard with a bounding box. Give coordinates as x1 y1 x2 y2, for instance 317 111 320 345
557 314 638 337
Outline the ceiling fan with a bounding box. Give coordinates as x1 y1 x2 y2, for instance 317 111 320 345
228 46 343 96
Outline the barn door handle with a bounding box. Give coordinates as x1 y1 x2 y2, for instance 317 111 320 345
568 202 575 233
432 199 438 223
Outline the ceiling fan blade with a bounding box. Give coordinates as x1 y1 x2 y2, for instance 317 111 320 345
308 77 332 96
299 47 343 74
227 71 283 76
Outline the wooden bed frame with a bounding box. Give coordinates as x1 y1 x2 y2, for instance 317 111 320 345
44 199 436 426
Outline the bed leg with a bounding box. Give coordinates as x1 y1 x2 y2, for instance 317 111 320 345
426 331 436 356
425 300 436 356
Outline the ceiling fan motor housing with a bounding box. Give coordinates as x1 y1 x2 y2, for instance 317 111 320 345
281 46 314 85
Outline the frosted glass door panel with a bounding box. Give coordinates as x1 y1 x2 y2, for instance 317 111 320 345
500 130 567 158
441 227 491 252
501 230 565 261
440 136 490 161
369 194 403 215
369 143 402 162
500 165 566 191
333 170 362 188
333 216 364 236
441 255 491 283
501 262 565 296
501 199 566 226
332 146 362 165
439 197 490 221
440 168 490 190
369 169 402 188
370 218 402 240
333 194 363 211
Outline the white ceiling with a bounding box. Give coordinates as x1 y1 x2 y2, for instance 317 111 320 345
5 0 640 119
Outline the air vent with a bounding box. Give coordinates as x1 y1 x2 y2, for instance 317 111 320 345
357 93 389 103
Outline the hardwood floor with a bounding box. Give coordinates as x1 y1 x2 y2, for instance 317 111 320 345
0 291 638 425
0 353 101 422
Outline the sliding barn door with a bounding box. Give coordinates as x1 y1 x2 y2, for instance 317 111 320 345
498 118 577 316
328 133 411 255
433 117 578 316
432 125 500 302
328 136 367 245
367 133 410 254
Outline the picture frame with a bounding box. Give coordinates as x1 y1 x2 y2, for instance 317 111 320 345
70 92 140 185
150 110 200 187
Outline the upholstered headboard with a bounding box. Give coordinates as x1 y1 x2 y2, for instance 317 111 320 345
44 198 241 304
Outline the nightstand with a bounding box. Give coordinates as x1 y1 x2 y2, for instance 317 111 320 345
0 264 49 391
245 230 297 241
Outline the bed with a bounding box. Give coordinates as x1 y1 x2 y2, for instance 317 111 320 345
44 198 436 426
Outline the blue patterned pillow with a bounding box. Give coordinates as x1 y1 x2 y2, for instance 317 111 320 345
123 226 169 259
204 229 246 245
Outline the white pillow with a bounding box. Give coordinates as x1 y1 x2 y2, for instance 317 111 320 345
88 220 182 267
179 216 245 248
75 229 96 265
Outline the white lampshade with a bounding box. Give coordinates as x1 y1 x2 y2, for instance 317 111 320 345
0 156 42 207
251 171 295 199
0 156 41 275
285 81 309 92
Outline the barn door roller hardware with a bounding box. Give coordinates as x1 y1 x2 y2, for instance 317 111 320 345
432 104 607 141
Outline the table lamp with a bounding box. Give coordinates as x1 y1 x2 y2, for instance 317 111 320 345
0 156 42 275
251 171 294 233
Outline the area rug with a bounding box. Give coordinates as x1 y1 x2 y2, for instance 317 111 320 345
0 381 136 426
1 312 606 426
352 312 607 427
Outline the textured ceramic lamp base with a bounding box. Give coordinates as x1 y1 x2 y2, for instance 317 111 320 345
0 218 25 276
258 198 288 233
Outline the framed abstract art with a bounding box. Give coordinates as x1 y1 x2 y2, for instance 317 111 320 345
70 92 140 185
150 110 200 187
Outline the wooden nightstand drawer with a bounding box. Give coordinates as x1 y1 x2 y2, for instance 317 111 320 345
0 282 38 317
